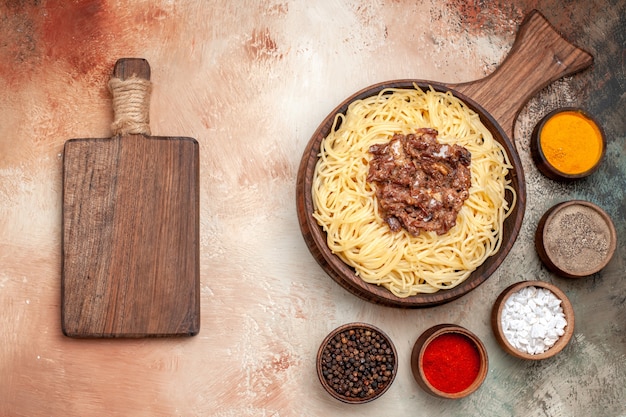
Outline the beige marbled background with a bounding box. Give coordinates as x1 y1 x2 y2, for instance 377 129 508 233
1 1 625 416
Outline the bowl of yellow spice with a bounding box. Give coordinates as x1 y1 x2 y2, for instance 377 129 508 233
531 108 605 180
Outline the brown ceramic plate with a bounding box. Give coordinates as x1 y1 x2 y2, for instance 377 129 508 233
297 81 524 308
296 11 592 308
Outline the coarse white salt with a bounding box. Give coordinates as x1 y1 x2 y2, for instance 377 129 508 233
500 286 567 355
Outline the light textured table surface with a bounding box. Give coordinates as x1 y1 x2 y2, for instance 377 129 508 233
1 1 625 416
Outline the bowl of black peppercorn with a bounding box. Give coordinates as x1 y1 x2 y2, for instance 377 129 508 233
316 322 397 403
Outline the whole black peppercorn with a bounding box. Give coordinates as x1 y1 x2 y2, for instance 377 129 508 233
318 324 396 402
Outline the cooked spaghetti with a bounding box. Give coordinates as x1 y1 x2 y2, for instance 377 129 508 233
312 86 516 297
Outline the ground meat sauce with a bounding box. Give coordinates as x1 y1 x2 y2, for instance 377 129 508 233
367 128 471 236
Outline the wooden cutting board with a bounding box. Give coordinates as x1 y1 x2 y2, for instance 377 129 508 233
296 10 594 308
62 58 200 338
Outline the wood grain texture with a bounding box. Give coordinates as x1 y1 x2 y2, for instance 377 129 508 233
296 81 525 308
62 59 200 337
296 10 593 308
451 11 594 143
2 1 625 415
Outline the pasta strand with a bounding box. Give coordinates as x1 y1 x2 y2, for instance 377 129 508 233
312 86 516 297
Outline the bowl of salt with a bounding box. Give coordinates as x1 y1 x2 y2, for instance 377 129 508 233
491 280 574 360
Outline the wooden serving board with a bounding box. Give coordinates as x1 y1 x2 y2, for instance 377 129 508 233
62 58 200 337
296 10 594 308
448 10 594 143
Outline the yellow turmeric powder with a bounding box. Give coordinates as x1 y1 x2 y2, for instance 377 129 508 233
539 110 604 175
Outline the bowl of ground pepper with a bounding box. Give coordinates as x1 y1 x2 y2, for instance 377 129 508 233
410 324 488 399
535 200 617 278
317 322 397 403
530 107 606 181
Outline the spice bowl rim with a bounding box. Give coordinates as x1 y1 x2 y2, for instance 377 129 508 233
410 323 489 399
530 107 606 181
316 322 398 404
491 280 575 360
535 200 617 278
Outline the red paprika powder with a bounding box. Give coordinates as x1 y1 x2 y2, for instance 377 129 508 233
421 332 481 394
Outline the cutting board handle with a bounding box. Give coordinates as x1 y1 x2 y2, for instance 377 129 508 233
451 10 593 142
109 58 152 136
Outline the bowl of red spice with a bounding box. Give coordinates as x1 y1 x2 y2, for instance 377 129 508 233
317 322 397 403
535 200 617 278
410 324 488 399
530 107 606 181
491 280 575 360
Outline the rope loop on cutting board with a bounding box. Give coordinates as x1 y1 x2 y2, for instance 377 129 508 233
108 76 152 136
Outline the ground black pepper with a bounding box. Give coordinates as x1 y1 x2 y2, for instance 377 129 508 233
544 204 611 274
320 327 396 400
